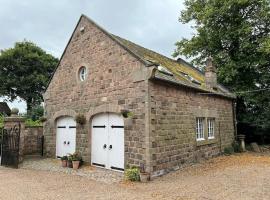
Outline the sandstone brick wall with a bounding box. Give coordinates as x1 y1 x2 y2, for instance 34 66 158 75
149 81 235 175
24 126 43 155
44 15 235 174
44 16 148 167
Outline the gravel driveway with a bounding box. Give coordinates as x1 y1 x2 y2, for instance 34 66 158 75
1 153 270 200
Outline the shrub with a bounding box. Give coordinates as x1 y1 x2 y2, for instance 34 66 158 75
0 114 4 129
224 146 234 155
232 141 241 153
124 167 140 181
25 119 42 127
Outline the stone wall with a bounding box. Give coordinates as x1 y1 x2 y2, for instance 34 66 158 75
44 15 149 167
149 81 235 176
24 126 43 155
3 115 25 163
43 15 235 174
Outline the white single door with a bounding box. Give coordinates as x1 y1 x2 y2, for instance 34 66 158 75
91 114 108 168
56 117 76 157
91 113 124 171
108 113 124 171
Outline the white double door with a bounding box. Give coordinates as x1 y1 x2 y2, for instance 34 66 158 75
56 117 76 157
91 113 124 171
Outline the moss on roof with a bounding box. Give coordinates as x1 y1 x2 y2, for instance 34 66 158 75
112 35 204 81
112 35 235 98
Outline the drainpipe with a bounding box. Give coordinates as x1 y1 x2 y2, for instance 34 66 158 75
144 66 156 174
232 100 237 140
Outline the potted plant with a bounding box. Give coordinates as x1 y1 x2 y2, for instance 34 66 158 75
61 156 68 167
71 152 82 170
75 114 86 125
67 154 73 168
139 164 150 182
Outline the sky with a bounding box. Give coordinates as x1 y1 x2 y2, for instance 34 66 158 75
0 0 193 113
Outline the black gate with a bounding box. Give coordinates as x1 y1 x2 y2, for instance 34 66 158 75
0 123 21 168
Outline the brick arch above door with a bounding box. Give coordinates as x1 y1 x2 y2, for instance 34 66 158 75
52 109 77 122
86 104 123 121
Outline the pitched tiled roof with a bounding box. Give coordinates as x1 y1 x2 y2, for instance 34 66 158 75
46 14 235 99
111 35 235 99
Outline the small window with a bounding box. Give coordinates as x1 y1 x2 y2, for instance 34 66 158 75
196 118 205 141
79 66 87 81
208 118 215 139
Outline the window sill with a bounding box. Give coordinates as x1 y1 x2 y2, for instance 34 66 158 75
208 137 215 140
196 138 218 146
196 138 205 142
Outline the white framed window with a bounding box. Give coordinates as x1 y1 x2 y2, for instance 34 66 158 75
196 118 205 141
79 66 87 81
208 118 215 139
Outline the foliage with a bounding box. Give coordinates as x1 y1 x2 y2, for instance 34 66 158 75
232 140 241 153
27 105 44 121
39 116 47 123
0 114 3 129
75 114 86 125
25 118 42 127
124 166 140 181
68 152 82 161
174 0 270 130
61 156 68 161
224 146 234 155
0 40 58 111
67 154 73 161
121 110 134 118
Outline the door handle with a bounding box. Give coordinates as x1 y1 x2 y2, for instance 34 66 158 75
64 141 66 145
103 144 107 149
109 145 112 150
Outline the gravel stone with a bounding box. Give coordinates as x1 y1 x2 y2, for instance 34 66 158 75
0 153 269 200
20 157 123 184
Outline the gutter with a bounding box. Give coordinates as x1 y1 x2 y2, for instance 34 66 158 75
150 72 236 100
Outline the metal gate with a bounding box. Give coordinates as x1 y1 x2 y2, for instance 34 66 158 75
0 123 20 168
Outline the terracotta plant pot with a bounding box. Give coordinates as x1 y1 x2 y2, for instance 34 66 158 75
67 160 73 168
72 161 80 169
140 172 150 182
61 160 67 167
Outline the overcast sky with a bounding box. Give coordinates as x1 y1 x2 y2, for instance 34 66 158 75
0 0 193 113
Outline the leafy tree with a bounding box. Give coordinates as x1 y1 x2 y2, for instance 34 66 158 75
26 105 44 121
174 0 270 129
0 41 58 112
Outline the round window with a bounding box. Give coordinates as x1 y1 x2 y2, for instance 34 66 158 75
79 66 87 81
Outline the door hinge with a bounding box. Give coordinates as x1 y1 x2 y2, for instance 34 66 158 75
93 125 106 128
111 125 124 128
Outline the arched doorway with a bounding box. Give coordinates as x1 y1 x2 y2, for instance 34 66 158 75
91 113 124 171
56 116 76 157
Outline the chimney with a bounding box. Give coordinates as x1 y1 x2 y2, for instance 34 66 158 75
205 57 217 89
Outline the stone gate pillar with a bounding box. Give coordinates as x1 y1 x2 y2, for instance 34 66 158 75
4 108 26 163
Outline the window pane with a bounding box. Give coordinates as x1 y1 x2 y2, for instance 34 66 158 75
196 118 204 140
208 118 214 138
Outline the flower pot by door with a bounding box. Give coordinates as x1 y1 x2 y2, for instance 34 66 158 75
67 160 73 168
61 160 67 167
72 161 80 169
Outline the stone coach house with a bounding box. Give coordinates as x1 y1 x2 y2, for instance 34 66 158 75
44 14 235 176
